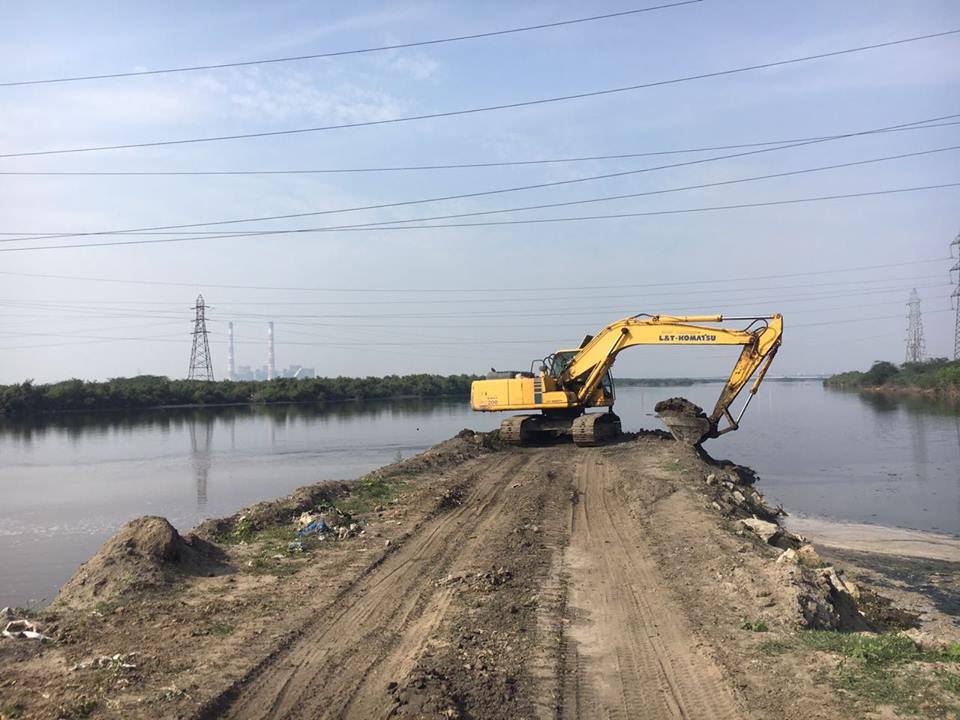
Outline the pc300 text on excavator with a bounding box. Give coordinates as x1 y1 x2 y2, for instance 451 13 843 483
471 313 783 447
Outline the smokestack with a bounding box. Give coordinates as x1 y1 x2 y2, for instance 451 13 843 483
267 321 275 380
227 322 236 381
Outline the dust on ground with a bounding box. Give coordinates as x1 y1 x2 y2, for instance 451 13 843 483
1 429 958 720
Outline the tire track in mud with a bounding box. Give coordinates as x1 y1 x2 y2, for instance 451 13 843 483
215 452 536 720
559 451 744 720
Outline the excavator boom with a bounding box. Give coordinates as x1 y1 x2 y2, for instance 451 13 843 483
471 313 783 446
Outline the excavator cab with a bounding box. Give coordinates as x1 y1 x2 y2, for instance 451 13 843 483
546 350 577 376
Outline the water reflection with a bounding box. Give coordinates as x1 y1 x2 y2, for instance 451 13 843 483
909 412 929 483
854 390 960 417
0 397 467 441
189 416 214 509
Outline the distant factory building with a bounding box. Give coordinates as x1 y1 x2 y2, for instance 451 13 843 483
228 322 315 381
281 365 316 379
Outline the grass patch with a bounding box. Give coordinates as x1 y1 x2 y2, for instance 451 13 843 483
757 637 793 655
335 473 406 516
740 617 769 633
800 632 960 666
660 459 683 473
1 702 24 719
800 632 960 718
56 698 97 719
93 598 123 615
207 619 235 636
218 514 255 545
243 554 307 577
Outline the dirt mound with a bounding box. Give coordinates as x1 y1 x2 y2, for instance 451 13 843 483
55 516 227 609
654 397 707 418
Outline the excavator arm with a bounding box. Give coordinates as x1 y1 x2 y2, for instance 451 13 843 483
560 314 783 438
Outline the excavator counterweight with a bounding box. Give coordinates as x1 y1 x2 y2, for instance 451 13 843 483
471 313 783 446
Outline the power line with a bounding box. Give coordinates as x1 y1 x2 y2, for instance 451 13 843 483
3 310 955 352
2 28 957 159
0 2 701 88
0 281 946 335
3 181 958 253
8 280 933 323
53 141 953 243
0 273 943 308
5 112 958 243
0 258 948 293
3 119 958 177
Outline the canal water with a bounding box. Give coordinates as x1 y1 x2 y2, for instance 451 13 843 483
1 382 957 607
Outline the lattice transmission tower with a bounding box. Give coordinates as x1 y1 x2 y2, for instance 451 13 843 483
188 294 215 381
905 288 926 363
952 231 960 360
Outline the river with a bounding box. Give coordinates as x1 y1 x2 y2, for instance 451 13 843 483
1 381 958 607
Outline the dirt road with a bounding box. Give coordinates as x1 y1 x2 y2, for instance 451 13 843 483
205 442 748 720
7 432 953 719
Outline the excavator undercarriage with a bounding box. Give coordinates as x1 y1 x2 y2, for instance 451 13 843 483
499 412 622 447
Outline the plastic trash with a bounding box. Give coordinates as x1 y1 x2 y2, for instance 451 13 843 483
297 518 329 537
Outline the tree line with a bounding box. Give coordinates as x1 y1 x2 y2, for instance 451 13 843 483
823 358 960 391
0 374 479 417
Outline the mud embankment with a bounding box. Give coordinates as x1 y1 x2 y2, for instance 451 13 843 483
1 430 958 720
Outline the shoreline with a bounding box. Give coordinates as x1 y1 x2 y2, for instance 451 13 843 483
783 515 960 563
824 383 960 402
862 384 960 401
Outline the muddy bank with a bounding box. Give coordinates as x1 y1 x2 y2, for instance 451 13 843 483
784 516 960 563
1 430 958 719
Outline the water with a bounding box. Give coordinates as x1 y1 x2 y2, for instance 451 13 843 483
1 383 957 607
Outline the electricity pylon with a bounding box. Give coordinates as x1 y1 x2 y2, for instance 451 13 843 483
905 288 925 363
952 232 960 360
188 294 215 381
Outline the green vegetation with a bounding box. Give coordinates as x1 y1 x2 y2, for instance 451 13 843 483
757 637 792 655
824 358 960 392
334 472 406 516
740 617 769 632
760 631 960 717
0 373 478 418
206 619 236 636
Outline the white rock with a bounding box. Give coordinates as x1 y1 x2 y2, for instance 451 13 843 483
776 548 797 564
739 517 781 544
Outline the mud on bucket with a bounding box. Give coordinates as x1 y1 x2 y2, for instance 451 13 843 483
654 398 712 446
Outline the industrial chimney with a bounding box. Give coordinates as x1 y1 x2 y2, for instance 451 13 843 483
267 322 276 380
227 322 236 381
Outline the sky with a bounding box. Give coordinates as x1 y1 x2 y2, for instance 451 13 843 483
1 0 958 383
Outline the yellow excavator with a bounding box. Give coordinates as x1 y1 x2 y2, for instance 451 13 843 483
471 314 783 446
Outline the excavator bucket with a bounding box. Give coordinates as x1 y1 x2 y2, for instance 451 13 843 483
654 398 713 446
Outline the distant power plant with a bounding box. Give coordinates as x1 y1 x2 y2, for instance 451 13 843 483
223 318 315 381
227 321 236 380
267 321 276 381
186 298 315 381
